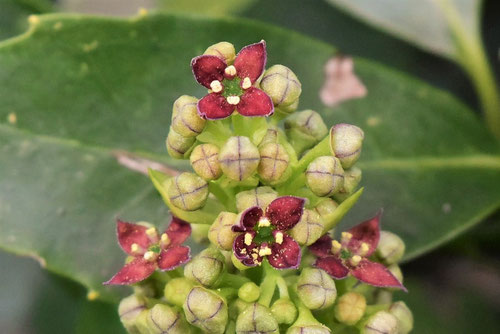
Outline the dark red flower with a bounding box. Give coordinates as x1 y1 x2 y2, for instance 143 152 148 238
191 41 274 120
104 217 191 285
232 196 304 269
309 212 406 291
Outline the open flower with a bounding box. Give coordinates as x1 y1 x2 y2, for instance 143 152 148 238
191 41 274 119
104 217 191 285
232 196 304 269
308 212 406 291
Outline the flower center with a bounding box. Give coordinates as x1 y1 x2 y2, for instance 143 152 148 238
221 77 243 98
252 217 276 244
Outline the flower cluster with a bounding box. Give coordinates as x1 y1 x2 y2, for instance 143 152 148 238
105 41 413 334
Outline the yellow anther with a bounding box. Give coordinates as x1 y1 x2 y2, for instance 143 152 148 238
146 227 157 237
131 243 141 254
143 251 157 262
275 232 284 245
359 242 370 256
227 95 240 105
244 233 253 246
251 253 258 260
350 255 362 266
341 232 353 243
161 233 170 246
210 80 223 93
225 65 237 76
241 77 252 89
259 246 272 257
331 240 342 254
258 217 271 227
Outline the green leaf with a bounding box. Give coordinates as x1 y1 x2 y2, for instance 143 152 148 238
0 0 53 40
0 13 499 301
157 0 256 16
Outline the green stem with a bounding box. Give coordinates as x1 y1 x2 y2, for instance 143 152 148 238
218 272 251 288
217 287 238 301
208 181 236 212
258 261 278 307
275 276 289 298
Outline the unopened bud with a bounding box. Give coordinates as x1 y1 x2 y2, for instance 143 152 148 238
167 172 208 211
376 231 405 265
184 287 228 334
330 124 364 169
260 65 301 108
166 127 195 159
258 143 290 183
146 304 190 334
230 298 250 319
361 311 398 334
172 95 205 137
236 303 279 334
204 41 236 64
164 277 194 308
279 98 299 114
270 298 297 325
236 186 278 212
287 324 331 334
238 282 260 302
306 156 344 197
333 167 362 202
387 264 404 285
285 110 328 154
118 294 148 332
289 209 324 246
297 268 337 310
314 198 339 218
334 292 366 325
208 212 239 250
259 127 279 146
184 248 225 287
190 143 222 180
219 136 260 181
389 301 413 334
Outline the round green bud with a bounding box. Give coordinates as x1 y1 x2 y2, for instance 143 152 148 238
330 124 364 169
145 304 191 334
208 212 239 250
235 186 278 212
361 311 398 334
270 298 297 325
118 294 148 332
172 95 205 137
333 167 362 202
258 142 290 183
334 292 366 326
259 127 279 146
389 301 413 334
167 172 208 211
184 248 225 287
287 324 331 334
166 127 196 159
289 209 325 246
236 303 279 334
183 287 228 334
190 143 222 180
314 198 339 218
204 41 236 64
306 156 345 197
376 231 406 265
219 136 260 181
164 277 194 308
297 268 337 310
279 98 299 114
238 282 260 302
260 65 302 108
230 298 250 320
387 264 404 285
285 110 328 141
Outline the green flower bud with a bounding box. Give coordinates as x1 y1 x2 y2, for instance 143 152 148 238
289 209 324 246
184 287 228 334
389 301 413 334
230 298 250 320
167 172 208 211
259 127 279 146
260 65 302 108
219 136 260 181
314 198 339 218
376 231 406 265
208 212 238 251
145 304 191 334
285 110 328 155
287 325 331 334
258 142 290 183
361 311 398 334
204 41 236 64
118 294 148 333
236 303 279 334
333 167 362 202
166 127 196 159
235 186 278 212
330 124 364 169
184 248 225 287
334 292 366 326
231 252 250 271
190 143 222 180
279 98 299 114
172 95 205 137
387 264 404 285
238 282 260 302
306 156 344 197
297 268 337 310
270 298 297 325
164 277 194 308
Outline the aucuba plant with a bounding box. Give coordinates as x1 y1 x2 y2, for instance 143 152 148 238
105 40 413 334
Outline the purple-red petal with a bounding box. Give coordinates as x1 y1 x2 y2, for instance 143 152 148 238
233 232 261 267
232 206 263 232
237 87 274 117
165 216 191 247
347 211 381 256
116 220 152 255
103 257 156 285
157 245 191 271
234 41 266 83
266 196 305 231
351 259 407 291
314 256 349 279
268 233 301 269
197 93 235 120
308 235 333 258
191 55 226 88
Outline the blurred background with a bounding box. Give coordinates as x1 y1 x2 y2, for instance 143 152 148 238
1 0 499 333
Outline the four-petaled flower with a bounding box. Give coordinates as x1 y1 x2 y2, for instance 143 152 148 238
191 40 274 120
104 217 191 285
232 196 304 269
308 212 406 291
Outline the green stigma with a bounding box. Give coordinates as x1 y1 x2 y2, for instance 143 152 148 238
222 77 242 98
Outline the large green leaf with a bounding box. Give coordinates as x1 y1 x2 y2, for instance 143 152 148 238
0 13 499 301
158 0 256 16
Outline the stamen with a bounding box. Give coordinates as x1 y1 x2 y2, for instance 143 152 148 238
143 251 157 262
359 242 370 256
241 77 251 89
130 243 142 255
160 233 170 246
258 217 271 227
258 246 272 257
244 233 253 246
331 240 342 254
350 255 362 266
210 80 223 93
227 95 240 105
275 232 284 245
341 232 353 244
224 65 237 76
